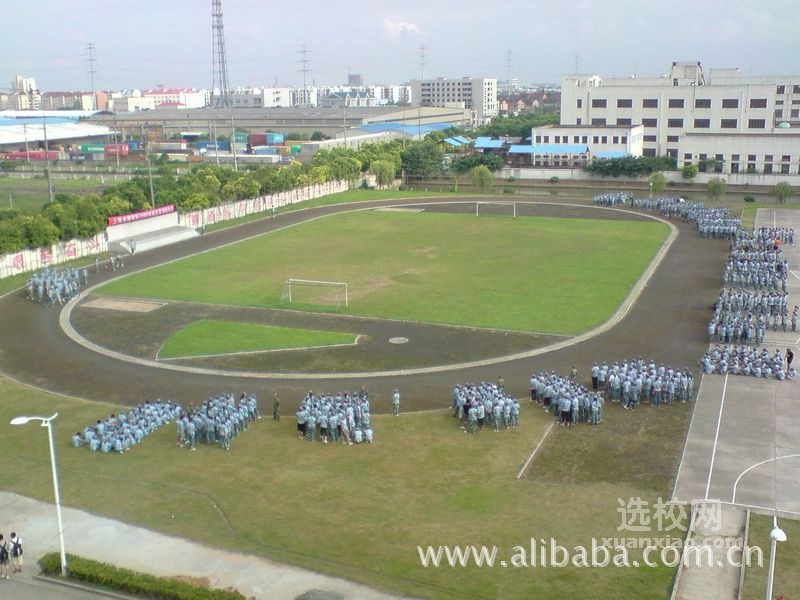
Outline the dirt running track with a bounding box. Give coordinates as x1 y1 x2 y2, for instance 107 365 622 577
0 197 728 413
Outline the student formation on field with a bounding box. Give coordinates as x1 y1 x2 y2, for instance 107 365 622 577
295 390 374 444
72 393 260 453
25 266 88 306
451 380 521 433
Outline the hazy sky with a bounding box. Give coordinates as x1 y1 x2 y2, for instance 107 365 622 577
2 0 799 92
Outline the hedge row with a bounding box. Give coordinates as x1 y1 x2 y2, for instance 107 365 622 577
39 553 246 600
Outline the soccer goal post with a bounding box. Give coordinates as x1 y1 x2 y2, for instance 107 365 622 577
475 201 517 218
281 278 348 308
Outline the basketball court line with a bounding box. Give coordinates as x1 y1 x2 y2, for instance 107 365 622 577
705 374 729 500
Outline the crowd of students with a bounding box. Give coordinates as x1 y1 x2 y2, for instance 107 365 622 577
176 393 260 451
528 373 602 426
26 266 88 306
72 399 182 453
700 345 797 379
295 390 374 444
451 382 521 432
590 360 695 407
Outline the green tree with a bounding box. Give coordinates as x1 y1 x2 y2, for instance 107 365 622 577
682 164 698 179
771 181 795 204
22 215 60 248
706 177 727 202
401 140 444 177
0 217 25 253
369 160 396 188
469 165 494 193
649 172 667 194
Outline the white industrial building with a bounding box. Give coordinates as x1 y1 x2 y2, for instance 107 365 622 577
532 124 645 159
409 77 498 125
559 61 800 175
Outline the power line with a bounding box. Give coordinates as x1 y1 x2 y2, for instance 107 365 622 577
210 0 231 107
297 44 311 105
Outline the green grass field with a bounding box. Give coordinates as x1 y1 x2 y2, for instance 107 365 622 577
99 211 669 334
0 176 107 214
158 319 357 358
741 513 800 600
0 377 681 599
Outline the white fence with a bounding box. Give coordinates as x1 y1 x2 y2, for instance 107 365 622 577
0 234 108 279
0 179 351 280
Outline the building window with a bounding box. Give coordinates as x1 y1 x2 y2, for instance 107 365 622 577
775 110 783 119
554 136 560 143
612 136 619 144
643 135 657 142
577 99 582 108
616 118 632 126
777 85 785 94
694 118 711 128
684 153 692 161
576 118 582 125
593 136 599 144
695 98 712 109
668 98 685 108
573 136 580 143
748 119 766 128
591 98 607 108
721 98 739 109
621 136 627 143
732 154 740 161
782 155 791 162
794 99 800 105
731 163 739 173
543 136 549 143
666 149 678 158
642 98 658 108
617 98 632 108
535 136 541 143
782 164 791 174
777 100 784 105
765 155 773 162
715 155 724 173
667 118 683 128
667 135 679 143
582 136 588 143
749 98 768 109
642 118 657 128
794 85 800 94
591 118 607 125
720 119 738 128
791 109 800 118
764 164 773 174
642 148 656 157
601 136 607 144
748 154 756 161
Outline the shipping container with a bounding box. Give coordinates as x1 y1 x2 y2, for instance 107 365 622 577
252 146 278 155
79 144 106 153
125 140 141 151
276 146 291 155
248 133 267 146
6 150 61 161
290 145 302 155
153 141 188 151
104 143 130 156
233 133 248 143
266 132 285 145
200 141 230 151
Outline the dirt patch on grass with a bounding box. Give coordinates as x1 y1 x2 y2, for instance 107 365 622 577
82 297 166 313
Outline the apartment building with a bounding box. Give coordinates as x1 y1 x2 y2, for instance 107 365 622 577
409 77 498 125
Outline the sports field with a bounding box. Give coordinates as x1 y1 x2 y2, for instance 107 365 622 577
98 210 669 334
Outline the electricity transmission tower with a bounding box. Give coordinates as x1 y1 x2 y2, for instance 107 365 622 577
210 0 231 107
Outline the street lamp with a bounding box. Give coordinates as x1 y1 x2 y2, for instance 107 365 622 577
10 413 67 576
766 516 787 600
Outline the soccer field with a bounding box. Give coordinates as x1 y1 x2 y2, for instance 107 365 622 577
98 210 669 335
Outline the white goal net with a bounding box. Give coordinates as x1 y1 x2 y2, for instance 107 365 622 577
475 201 516 218
280 279 349 308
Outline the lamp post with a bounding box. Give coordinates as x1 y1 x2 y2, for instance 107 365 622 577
766 516 787 600
10 412 67 576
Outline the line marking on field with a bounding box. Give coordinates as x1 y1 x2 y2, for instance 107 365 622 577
516 421 554 480
670 374 706 503
731 454 800 505
705 374 729 501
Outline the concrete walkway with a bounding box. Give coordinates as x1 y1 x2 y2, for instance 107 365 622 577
0 492 404 600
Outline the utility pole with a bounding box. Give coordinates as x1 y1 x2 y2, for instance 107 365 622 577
506 50 512 96
419 45 426 81
230 113 238 171
297 44 311 106
210 0 231 107
86 43 98 110
42 116 54 203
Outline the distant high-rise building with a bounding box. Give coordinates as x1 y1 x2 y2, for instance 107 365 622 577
347 73 364 87
410 77 498 125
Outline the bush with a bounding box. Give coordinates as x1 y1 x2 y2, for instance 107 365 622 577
682 164 698 179
744 196 756 203
503 187 515 194
549 176 559 184
39 553 245 600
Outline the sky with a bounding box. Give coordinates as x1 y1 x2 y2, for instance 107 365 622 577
2 0 799 92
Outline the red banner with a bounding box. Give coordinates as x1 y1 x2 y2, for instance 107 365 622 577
107 205 176 226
